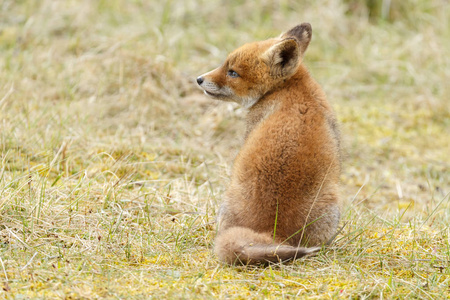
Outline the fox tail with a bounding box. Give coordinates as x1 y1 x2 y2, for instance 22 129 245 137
214 226 320 265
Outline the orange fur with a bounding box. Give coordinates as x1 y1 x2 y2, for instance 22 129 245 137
197 23 341 265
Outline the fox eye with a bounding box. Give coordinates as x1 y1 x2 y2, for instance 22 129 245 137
227 70 240 78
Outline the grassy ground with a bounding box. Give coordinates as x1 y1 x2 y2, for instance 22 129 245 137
1 0 449 298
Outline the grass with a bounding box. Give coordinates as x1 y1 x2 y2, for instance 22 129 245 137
0 0 449 298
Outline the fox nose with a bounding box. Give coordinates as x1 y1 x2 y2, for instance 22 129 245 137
196 76 204 85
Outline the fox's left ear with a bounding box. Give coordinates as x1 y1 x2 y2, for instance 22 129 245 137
261 38 300 78
281 23 312 57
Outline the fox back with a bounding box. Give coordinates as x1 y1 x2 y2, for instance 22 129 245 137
197 23 341 265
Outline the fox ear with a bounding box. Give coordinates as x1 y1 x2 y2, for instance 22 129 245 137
261 38 300 78
281 23 312 57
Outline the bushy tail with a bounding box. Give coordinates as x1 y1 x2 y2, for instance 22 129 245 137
214 227 320 265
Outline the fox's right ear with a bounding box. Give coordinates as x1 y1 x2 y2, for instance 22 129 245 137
261 38 300 78
281 23 312 57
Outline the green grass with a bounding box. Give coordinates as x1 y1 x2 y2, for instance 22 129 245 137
1 0 449 298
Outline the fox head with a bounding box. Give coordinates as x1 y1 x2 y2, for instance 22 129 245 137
197 23 312 108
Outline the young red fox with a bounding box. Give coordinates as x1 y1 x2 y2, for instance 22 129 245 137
197 23 341 265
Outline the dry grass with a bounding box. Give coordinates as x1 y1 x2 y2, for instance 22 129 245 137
1 0 449 298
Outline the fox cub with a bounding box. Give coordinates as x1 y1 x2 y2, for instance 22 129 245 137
197 23 341 265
